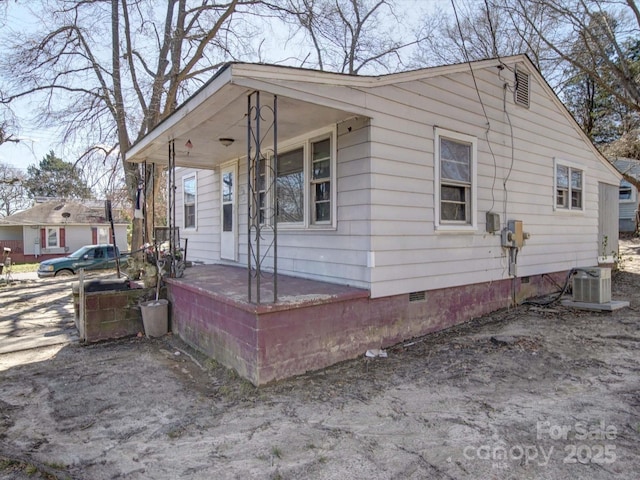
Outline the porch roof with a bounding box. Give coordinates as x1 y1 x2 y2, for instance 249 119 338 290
125 63 370 169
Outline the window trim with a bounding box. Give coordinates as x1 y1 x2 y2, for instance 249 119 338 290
183 172 197 230
97 226 109 244
268 127 337 230
553 158 585 213
46 227 60 248
434 127 478 232
619 180 636 204
309 133 335 227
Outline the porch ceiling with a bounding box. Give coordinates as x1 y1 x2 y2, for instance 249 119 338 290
126 81 359 170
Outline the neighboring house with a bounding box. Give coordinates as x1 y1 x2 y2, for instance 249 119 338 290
0 199 129 264
126 54 622 384
612 157 640 233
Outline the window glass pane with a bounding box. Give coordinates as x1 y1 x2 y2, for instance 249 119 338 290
556 165 569 188
441 185 465 202
571 170 582 189
184 177 196 204
313 159 330 180
315 202 331 222
441 186 467 221
441 202 466 221
259 192 266 224
620 187 632 200
222 172 233 202
441 138 470 182
571 190 582 209
557 190 568 208
315 182 330 201
312 138 330 160
98 227 109 244
277 148 303 176
185 205 195 228
223 204 233 232
277 148 304 223
277 174 304 222
106 247 115 258
47 228 58 247
258 158 266 191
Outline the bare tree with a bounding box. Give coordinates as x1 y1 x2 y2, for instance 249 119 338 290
0 162 28 217
276 0 423 74
493 0 640 114
413 0 559 76
0 0 261 250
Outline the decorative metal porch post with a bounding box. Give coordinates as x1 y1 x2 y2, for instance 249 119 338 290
247 91 278 303
168 139 177 277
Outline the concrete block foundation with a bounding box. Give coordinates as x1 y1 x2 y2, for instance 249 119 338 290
167 265 567 386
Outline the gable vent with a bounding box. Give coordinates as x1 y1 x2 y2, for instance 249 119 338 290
514 68 530 108
409 291 426 302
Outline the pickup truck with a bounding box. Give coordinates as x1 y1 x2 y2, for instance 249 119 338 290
37 244 126 278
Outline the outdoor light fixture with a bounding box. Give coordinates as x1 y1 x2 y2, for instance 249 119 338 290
185 139 193 150
219 137 234 147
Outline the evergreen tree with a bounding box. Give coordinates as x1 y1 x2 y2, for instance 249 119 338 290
24 150 92 200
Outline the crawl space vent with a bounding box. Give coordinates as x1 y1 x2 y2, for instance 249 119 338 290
572 268 611 304
409 291 426 302
514 69 530 108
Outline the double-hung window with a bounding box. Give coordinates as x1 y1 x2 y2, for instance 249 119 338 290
183 174 197 229
270 132 335 228
554 160 583 211
435 128 477 230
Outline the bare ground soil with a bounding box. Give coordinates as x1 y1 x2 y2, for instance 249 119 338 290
1 242 639 479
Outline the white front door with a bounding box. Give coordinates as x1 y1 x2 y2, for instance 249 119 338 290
220 163 237 261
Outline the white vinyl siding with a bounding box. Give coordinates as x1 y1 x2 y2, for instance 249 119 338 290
172 58 621 297
361 63 617 297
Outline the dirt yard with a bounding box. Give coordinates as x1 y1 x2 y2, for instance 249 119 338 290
1 241 639 480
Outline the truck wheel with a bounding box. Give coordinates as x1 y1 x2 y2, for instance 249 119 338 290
55 269 74 277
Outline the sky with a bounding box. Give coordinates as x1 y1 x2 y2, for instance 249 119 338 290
0 0 454 172
0 2 58 171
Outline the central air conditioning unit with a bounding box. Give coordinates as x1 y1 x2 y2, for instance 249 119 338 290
572 267 611 304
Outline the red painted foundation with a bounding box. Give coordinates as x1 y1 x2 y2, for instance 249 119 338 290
167 266 566 385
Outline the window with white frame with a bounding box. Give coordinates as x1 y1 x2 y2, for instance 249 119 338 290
619 180 635 202
98 227 109 244
46 227 59 248
435 128 477 229
555 161 583 211
183 174 197 229
311 138 331 223
271 132 335 227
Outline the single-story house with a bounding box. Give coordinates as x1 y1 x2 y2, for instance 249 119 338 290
612 157 640 233
126 54 621 385
0 199 129 263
